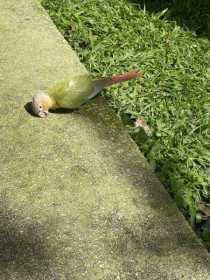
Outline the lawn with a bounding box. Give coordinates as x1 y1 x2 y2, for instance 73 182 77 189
41 0 210 247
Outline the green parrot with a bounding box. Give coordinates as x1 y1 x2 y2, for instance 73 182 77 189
32 70 143 117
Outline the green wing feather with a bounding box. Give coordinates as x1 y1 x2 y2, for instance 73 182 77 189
48 74 94 109
47 70 142 110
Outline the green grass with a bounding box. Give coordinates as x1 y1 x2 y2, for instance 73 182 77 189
130 0 210 39
41 0 210 247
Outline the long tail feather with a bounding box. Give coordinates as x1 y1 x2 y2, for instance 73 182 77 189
103 70 143 87
88 70 143 100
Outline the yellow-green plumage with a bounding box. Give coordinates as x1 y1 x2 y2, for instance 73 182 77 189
31 70 143 118
48 74 95 109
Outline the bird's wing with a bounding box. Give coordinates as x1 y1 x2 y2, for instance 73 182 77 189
48 75 95 109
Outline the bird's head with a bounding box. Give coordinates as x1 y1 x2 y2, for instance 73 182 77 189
32 92 52 118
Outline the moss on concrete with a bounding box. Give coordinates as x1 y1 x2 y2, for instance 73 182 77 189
0 0 209 279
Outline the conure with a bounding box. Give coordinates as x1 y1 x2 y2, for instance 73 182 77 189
32 70 143 118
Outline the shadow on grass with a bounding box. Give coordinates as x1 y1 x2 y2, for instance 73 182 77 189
129 0 210 39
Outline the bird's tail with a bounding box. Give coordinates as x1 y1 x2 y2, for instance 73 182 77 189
88 70 143 100
102 70 144 87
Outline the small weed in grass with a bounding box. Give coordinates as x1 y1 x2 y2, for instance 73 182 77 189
41 0 210 248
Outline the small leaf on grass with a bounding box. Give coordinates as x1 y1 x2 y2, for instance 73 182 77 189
198 202 210 217
134 117 152 136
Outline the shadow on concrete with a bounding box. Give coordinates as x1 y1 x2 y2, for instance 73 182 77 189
80 97 210 275
24 102 37 117
4 98 210 280
0 192 55 279
24 102 79 117
129 0 210 39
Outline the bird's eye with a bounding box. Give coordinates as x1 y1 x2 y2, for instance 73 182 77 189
39 105 42 109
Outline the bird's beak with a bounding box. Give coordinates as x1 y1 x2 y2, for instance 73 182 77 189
38 111 48 118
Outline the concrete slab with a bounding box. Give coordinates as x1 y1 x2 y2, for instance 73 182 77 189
0 0 209 279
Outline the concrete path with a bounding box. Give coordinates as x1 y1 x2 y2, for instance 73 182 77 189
0 0 209 279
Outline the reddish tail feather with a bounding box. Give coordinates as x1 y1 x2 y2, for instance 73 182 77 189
103 70 144 87
89 70 144 100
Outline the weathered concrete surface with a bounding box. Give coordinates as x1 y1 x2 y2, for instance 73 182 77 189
0 0 209 279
